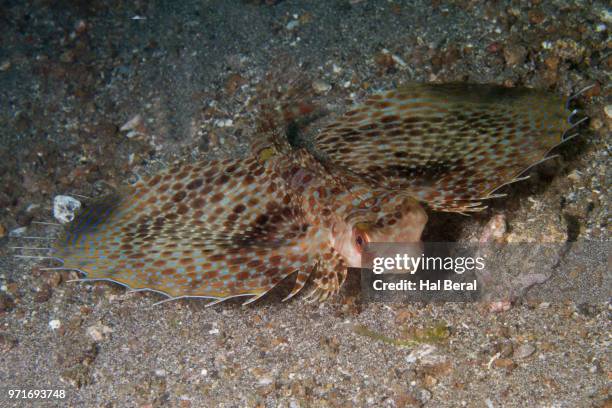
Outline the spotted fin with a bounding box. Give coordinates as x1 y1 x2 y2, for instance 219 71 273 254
313 83 577 212
53 157 320 303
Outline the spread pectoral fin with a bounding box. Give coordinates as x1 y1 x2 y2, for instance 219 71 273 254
313 83 577 212
53 156 318 303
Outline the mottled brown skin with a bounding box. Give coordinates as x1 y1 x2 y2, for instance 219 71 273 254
51 83 574 304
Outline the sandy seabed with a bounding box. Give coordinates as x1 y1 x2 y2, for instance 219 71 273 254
0 1 610 407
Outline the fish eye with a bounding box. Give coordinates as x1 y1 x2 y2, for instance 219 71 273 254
353 227 369 252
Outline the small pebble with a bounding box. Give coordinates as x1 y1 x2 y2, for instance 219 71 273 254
416 388 432 403
499 342 513 358
59 50 75 63
489 300 512 313
53 195 82 224
406 344 437 364
75 20 88 34
215 119 234 128
588 360 602 374
25 203 40 213
513 344 536 359
486 42 502 53
120 114 142 132
544 55 559 71
493 358 516 370
34 285 52 303
480 214 506 243
49 319 61 330
598 8 611 24
503 44 527 66
391 54 407 67
0 293 15 312
258 376 273 386
604 105 612 120
9 227 27 237
86 324 113 342
312 79 332 94
0 332 18 352
424 374 438 387
576 302 598 317
0 224 6 238
567 170 582 182
42 271 62 288
589 118 603 131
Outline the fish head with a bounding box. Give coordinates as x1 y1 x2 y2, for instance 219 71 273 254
330 197 427 268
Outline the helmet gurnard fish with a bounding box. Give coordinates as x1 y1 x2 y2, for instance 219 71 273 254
15 83 588 305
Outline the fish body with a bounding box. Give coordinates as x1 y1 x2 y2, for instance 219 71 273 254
48 83 577 304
